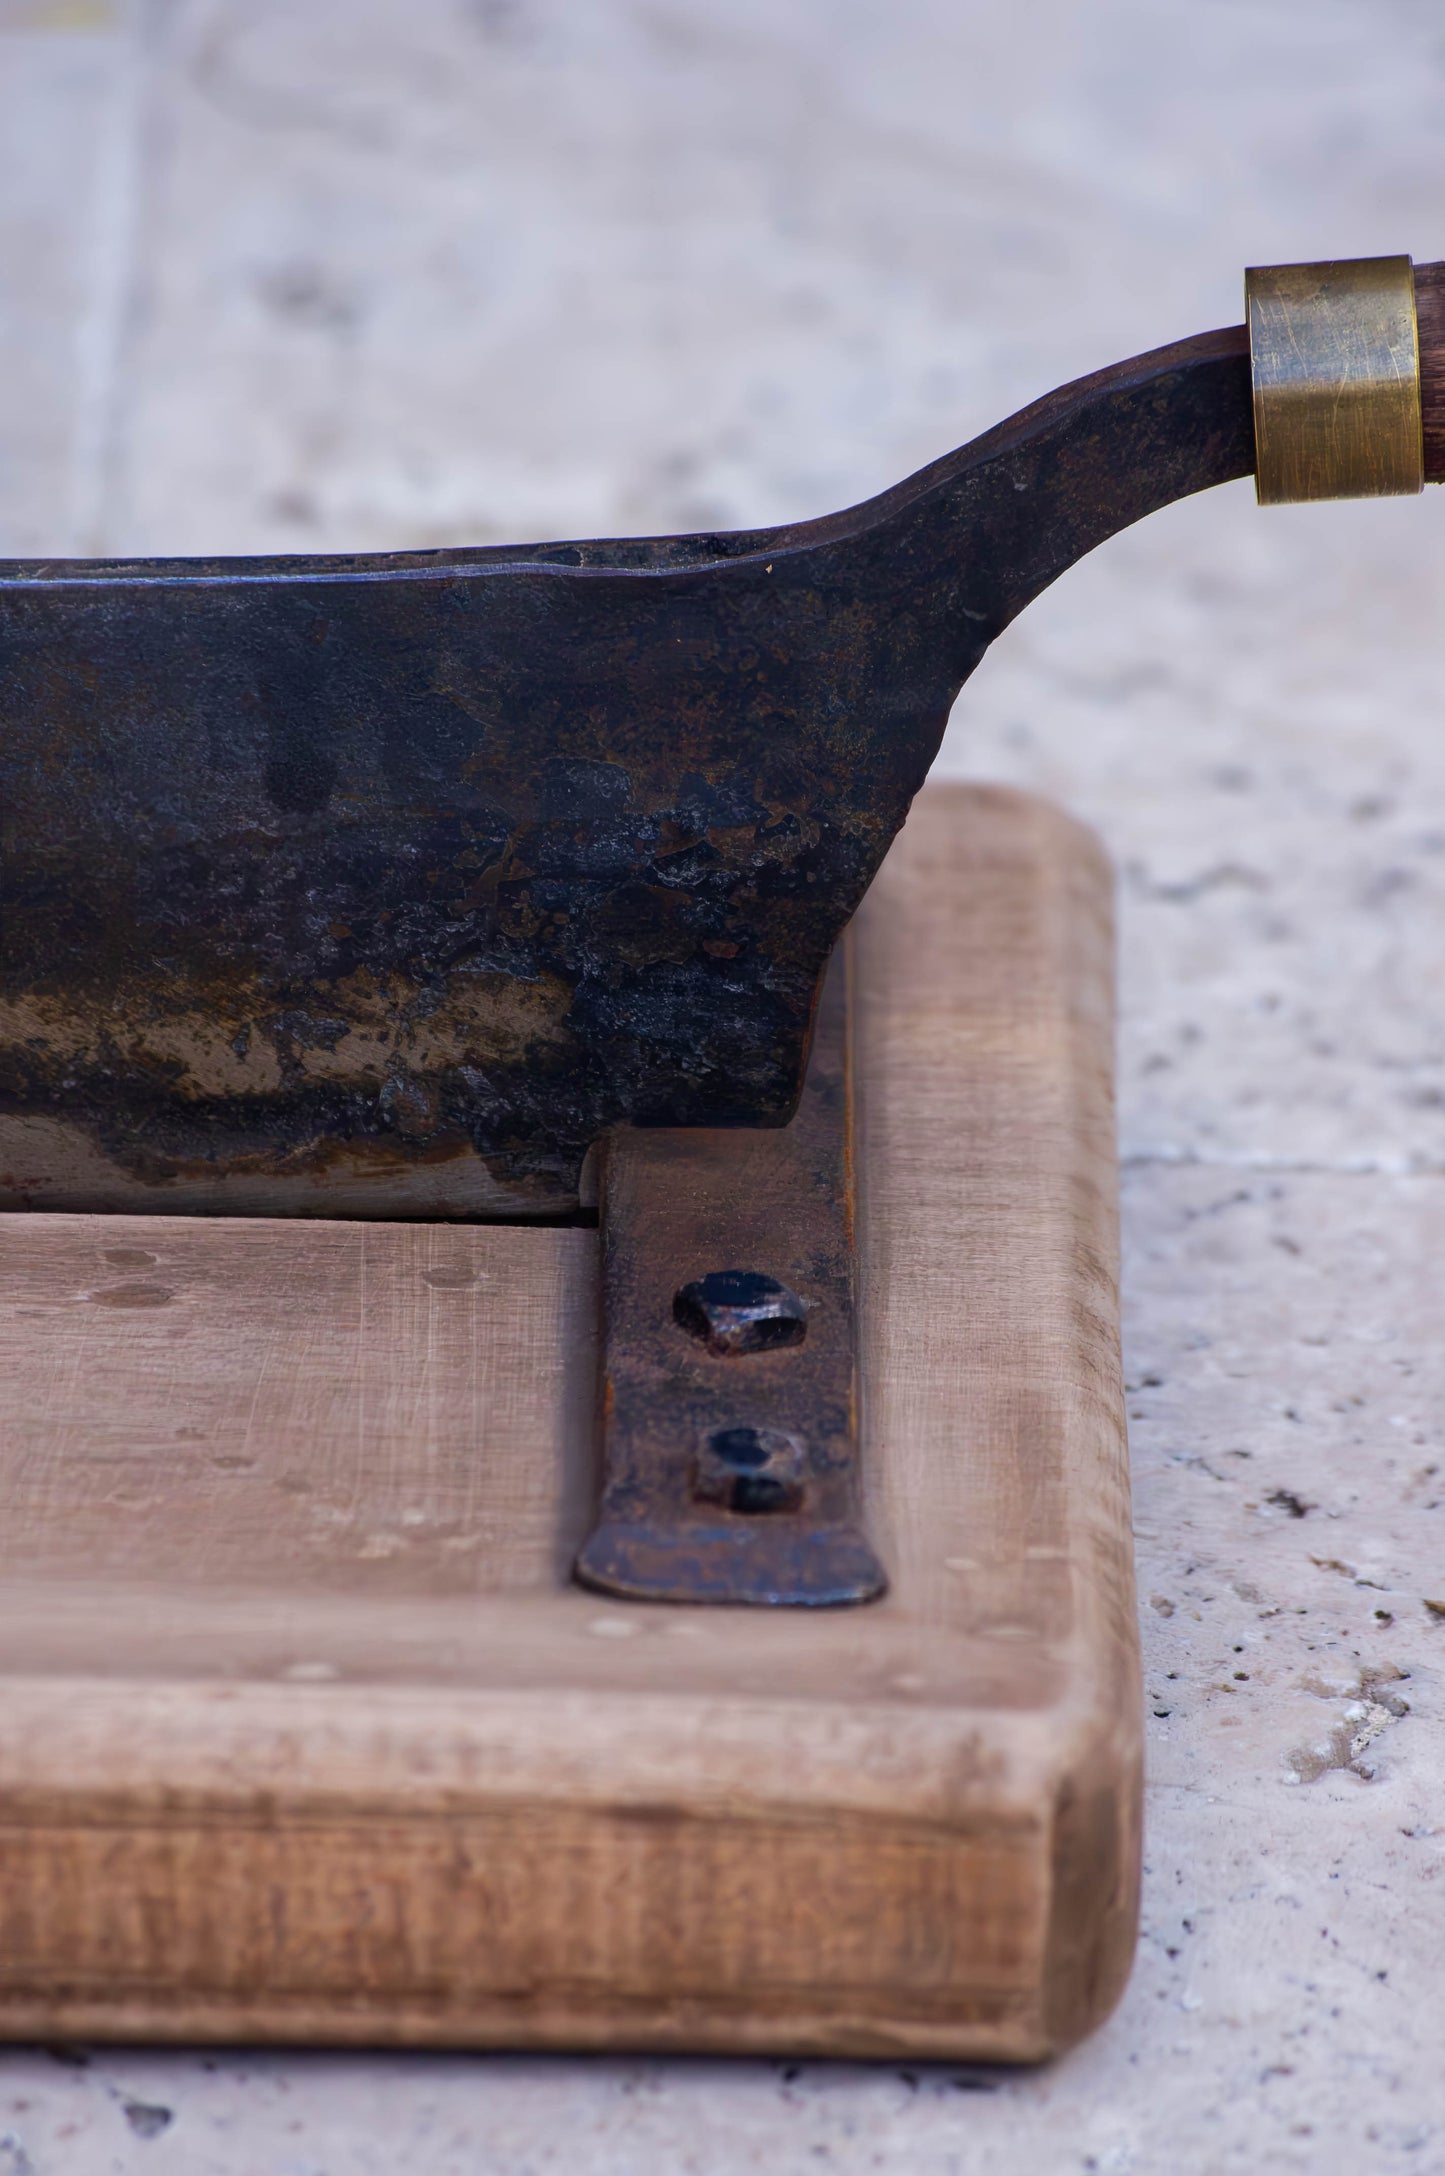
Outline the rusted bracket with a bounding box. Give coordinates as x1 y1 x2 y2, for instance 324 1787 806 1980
575 953 885 1606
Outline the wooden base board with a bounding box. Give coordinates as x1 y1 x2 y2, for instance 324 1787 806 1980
0 783 1139 2060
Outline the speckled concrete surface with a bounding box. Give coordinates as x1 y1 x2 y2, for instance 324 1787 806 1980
1 0 1443 2168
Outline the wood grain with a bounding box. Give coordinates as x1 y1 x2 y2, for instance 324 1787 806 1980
0 783 1139 2059
1412 260 1445 484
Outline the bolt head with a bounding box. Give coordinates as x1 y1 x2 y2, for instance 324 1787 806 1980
693 1425 806 1514
673 1269 808 1355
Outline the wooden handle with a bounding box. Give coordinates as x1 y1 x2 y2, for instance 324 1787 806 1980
1412 261 1445 482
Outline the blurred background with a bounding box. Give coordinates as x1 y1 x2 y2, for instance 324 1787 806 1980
3 3 1444 2171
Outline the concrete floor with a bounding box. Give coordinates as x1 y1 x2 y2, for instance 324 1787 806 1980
2 0 1444 2168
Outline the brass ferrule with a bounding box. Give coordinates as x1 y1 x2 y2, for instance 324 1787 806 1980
1246 255 1423 505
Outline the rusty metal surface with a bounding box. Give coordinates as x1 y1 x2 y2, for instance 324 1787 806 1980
575 954 884 1605
0 328 1251 1216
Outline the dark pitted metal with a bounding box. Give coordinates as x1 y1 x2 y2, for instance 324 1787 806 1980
0 328 1251 1217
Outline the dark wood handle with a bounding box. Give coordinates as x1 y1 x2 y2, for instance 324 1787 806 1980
1412 261 1445 482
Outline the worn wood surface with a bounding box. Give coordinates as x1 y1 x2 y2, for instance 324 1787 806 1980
0 782 1138 2059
